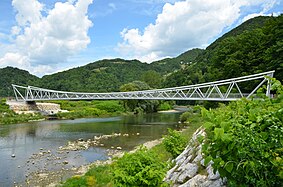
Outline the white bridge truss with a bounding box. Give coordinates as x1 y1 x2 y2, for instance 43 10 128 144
12 71 274 102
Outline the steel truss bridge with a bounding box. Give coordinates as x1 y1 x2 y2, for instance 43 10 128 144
12 71 274 102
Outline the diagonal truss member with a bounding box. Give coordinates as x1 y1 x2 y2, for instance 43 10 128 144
12 70 274 102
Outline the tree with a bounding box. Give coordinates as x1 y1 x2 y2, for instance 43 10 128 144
120 81 159 113
141 70 162 88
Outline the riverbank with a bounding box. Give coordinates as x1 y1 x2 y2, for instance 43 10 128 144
0 99 44 125
0 111 183 186
24 132 172 186
1 99 176 125
59 112 203 186
1 100 127 125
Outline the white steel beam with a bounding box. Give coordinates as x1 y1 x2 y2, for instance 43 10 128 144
11 71 275 102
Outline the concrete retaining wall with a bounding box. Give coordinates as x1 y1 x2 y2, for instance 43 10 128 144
6 101 62 115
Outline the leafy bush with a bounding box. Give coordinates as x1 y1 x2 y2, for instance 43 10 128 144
0 98 10 113
179 111 192 123
202 79 283 187
113 147 166 186
95 101 124 113
163 129 187 158
157 102 172 111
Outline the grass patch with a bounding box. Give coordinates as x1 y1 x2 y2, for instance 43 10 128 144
50 100 125 119
62 165 114 187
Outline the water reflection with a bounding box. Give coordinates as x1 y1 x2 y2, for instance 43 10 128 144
0 112 181 186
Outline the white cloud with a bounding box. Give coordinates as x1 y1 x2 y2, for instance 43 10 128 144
0 0 93 76
118 0 278 62
242 0 277 22
0 53 29 67
11 26 21 36
0 52 55 75
12 0 43 26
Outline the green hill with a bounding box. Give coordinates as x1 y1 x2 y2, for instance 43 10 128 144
0 48 202 96
163 15 283 89
36 49 204 93
0 67 39 97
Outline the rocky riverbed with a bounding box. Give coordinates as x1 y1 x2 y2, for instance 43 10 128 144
13 132 145 186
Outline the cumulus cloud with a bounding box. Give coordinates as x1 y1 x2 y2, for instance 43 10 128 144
12 0 43 26
0 0 93 76
118 0 278 62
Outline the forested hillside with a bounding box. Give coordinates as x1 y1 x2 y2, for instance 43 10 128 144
163 15 283 88
0 48 202 96
0 67 39 97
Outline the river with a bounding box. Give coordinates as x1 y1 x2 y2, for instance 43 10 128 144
0 111 183 186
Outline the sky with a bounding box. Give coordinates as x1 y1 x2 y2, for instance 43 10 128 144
0 0 282 77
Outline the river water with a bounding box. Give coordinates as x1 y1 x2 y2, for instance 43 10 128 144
0 112 182 186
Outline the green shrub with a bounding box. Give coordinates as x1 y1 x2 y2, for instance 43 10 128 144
163 129 187 158
113 147 166 186
179 111 192 123
95 101 124 113
202 79 283 187
157 102 172 111
0 98 10 113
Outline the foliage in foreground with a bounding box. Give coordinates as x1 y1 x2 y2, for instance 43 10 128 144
163 129 187 158
62 165 113 187
113 147 167 186
202 79 283 187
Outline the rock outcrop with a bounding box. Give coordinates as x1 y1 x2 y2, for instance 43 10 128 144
164 128 226 187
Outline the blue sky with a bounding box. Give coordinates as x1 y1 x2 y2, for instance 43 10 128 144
0 0 282 77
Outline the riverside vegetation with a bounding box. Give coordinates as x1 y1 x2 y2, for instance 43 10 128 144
0 99 125 125
61 78 283 187
0 98 43 125
201 78 283 187
62 109 203 187
0 97 173 125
